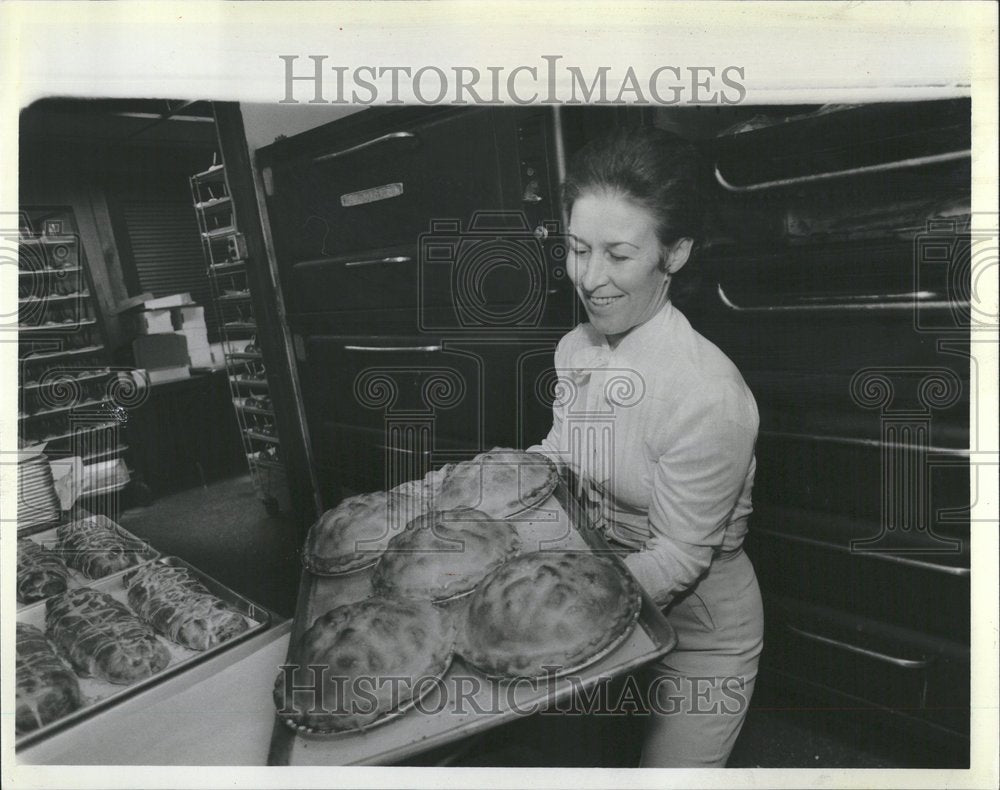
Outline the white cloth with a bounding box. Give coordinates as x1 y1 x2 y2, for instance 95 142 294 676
528 300 759 606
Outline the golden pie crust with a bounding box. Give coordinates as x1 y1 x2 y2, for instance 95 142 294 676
56 515 147 579
16 623 82 735
274 597 455 733
372 508 521 601
124 563 249 651
435 448 558 519
45 588 172 685
17 538 70 604
458 551 641 678
302 491 417 575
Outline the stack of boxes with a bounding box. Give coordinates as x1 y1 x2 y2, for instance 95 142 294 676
124 293 220 384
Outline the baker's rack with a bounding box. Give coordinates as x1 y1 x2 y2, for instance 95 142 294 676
17 207 133 521
190 158 288 514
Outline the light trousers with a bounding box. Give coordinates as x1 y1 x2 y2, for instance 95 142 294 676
638 548 764 767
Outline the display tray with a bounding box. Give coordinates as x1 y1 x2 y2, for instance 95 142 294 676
16 521 160 610
267 479 677 766
16 555 271 749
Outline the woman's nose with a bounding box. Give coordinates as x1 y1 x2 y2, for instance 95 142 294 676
579 254 608 292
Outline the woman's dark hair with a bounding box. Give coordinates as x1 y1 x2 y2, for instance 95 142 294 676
562 125 706 256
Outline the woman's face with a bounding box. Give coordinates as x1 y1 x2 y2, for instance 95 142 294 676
567 189 669 345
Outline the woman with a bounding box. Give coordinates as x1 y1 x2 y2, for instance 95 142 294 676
529 125 763 767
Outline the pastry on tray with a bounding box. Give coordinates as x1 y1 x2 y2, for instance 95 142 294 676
458 551 641 678
45 588 172 684
56 515 149 579
274 597 455 733
435 448 558 518
388 463 455 509
15 622 83 735
372 508 521 602
123 562 249 651
17 538 70 603
302 491 417 575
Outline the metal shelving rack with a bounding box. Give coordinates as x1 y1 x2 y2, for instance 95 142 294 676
17 208 133 517
190 159 288 514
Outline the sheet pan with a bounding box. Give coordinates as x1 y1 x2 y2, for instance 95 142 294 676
15 555 271 749
267 480 676 765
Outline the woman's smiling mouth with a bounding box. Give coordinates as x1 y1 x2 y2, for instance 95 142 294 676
587 294 624 308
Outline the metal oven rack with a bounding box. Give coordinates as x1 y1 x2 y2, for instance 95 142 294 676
190 160 288 514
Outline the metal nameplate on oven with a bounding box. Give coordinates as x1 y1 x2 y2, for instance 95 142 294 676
339 182 404 207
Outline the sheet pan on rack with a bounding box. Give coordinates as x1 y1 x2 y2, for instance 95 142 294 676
16 555 271 749
16 519 160 610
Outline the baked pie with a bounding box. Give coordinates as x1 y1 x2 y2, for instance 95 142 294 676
57 515 149 579
17 538 70 603
46 588 172 684
274 596 455 733
302 491 416 575
435 448 558 519
389 463 455 512
124 562 249 651
372 508 521 601
458 551 641 678
15 623 83 735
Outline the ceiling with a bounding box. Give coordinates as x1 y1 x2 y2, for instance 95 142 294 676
20 98 219 147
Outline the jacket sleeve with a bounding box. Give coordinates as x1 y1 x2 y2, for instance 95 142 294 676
623 384 757 606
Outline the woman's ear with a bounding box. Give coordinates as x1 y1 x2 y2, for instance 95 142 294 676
663 238 694 275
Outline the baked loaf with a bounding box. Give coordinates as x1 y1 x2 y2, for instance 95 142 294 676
275 597 455 732
17 538 70 603
46 588 172 684
15 623 83 735
435 448 558 518
57 515 148 578
372 509 520 601
124 562 249 651
458 551 641 678
302 491 416 575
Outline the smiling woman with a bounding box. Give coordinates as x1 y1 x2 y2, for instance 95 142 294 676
567 192 692 345
529 126 762 767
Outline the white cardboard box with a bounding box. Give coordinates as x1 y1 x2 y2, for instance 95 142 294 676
146 365 192 384
172 305 206 328
130 309 174 335
143 293 193 310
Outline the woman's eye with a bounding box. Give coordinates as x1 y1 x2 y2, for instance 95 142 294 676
571 247 589 257
609 253 629 263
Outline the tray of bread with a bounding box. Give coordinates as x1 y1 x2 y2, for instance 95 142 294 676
269 448 675 765
16 515 160 610
15 555 271 748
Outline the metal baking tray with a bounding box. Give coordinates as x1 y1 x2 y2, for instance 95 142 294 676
15 555 271 749
16 519 160 610
268 479 676 766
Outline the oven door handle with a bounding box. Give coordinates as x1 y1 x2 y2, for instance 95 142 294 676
342 255 413 269
341 344 443 353
313 131 419 164
717 284 967 313
785 624 930 669
714 148 970 193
